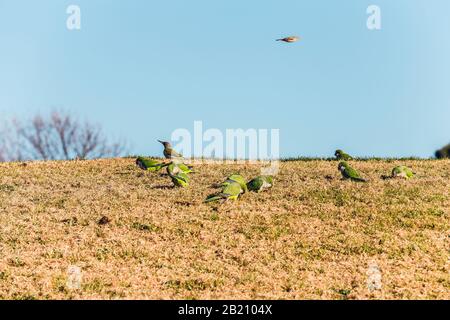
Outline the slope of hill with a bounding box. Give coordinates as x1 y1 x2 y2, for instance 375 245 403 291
0 159 448 299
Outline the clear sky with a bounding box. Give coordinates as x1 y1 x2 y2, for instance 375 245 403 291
1 0 449 158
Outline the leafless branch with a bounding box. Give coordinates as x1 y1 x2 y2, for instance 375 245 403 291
0 110 127 162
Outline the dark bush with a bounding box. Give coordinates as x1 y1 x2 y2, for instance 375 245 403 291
435 143 450 159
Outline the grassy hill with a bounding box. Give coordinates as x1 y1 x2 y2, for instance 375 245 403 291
0 158 448 299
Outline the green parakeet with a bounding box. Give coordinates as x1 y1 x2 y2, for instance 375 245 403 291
158 140 183 159
168 171 189 188
338 162 366 182
391 166 414 179
216 174 248 193
167 162 193 175
335 149 353 161
166 165 189 187
247 175 274 192
204 181 244 203
136 157 168 172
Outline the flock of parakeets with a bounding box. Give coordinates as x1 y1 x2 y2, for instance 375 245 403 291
334 149 415 182
136 142 415 203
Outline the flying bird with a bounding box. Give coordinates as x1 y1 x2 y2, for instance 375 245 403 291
276 36 300 43
338 162 367 182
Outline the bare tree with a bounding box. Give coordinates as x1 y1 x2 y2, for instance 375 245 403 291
0 120 24 162
0 110 127 161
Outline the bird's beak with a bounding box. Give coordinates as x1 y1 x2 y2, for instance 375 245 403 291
157 140 164 144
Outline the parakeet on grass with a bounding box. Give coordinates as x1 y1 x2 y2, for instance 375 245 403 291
215 174 248 193
168 171 189 188
335 150 353 161
166 165 189 187
167 162 193 175
204 181 244 203
247 175 274 192
136 157 168 172
338 162 366 182
391 166 414 179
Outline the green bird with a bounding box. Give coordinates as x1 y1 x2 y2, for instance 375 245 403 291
247 175 274 192
204 181 244 203
158 140 183 159
167 162 193 175
167 166 190 188
391 166 414 179
338 162 366 182
136 157 168 172
215 174 248 193
335 149 353 161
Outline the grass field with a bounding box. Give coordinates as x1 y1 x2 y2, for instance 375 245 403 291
0 158 449 300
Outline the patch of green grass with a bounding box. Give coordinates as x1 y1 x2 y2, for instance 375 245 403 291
52 275 68 294
294 241 324 260
335 288 352 300
83 278 110 293
209 213 220 221
7 257 26 267
12 293 37 300
164 279 220 292
95 248 110 261
0 184 15 192
42 249 64 259
304 188 351 207
131 222 161 233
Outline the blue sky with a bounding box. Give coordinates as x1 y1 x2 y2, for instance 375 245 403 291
0 0 449 158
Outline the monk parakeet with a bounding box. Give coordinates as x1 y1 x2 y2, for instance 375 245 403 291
204 181 244 203
136 157 168 172
158 140 183 159
335 150 353 161
167 162 193 175
276 36 300 43
247 175 274 192
338 162 366 182
391 166 414 179
215 174 248 193
167 170 189 188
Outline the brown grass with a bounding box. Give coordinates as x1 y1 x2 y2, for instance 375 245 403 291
0 158 449 300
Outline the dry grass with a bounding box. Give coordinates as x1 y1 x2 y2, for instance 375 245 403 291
0 158 449 300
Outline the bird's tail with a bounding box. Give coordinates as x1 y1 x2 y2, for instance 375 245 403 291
211 183 225 188
204 193 228 203
353 177 367 182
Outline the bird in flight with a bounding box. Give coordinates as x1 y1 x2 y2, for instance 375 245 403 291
276 36 300 43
